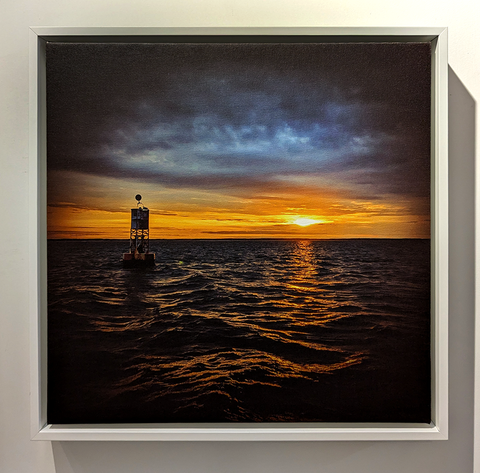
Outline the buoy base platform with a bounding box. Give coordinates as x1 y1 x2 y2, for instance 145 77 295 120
122 252 155 267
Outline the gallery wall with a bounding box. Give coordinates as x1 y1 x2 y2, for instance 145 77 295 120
0 0 478 472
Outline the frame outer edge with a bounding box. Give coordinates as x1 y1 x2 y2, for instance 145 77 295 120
434 27 449 440
30 26 48 439
34 425 443 441
30 26 449 442
29 26 41 440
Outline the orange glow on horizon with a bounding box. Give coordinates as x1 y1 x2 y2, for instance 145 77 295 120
47 194 430 240
46 171 430 239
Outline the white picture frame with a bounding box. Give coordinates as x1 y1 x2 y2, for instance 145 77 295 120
29 26 448 441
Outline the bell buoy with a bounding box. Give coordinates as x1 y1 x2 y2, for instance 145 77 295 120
122 195 155 267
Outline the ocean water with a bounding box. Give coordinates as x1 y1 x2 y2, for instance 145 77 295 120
47 239 431 424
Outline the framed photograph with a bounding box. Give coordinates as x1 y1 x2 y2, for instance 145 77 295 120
29 27 448 441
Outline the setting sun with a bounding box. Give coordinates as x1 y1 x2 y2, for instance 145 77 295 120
293 218 322 227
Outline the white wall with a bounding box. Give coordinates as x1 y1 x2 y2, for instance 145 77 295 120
1 1 478 472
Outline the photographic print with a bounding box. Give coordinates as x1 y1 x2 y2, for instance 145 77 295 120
46 40 432 424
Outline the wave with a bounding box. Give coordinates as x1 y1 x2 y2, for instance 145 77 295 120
47 238 431 423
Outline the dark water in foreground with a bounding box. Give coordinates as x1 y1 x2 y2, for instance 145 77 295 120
48 239 431 424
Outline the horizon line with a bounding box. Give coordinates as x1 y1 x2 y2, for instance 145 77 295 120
47 236 431 241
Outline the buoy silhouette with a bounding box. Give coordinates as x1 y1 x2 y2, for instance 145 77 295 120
122 195 155 266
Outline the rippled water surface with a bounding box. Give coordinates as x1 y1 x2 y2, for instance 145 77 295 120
48 239 431 423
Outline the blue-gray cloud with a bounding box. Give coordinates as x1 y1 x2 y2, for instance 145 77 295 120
46 42 431 201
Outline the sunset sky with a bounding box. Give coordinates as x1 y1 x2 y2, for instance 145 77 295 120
46 41 431 239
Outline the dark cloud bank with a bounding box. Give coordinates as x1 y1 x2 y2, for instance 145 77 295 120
47 41 431 202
